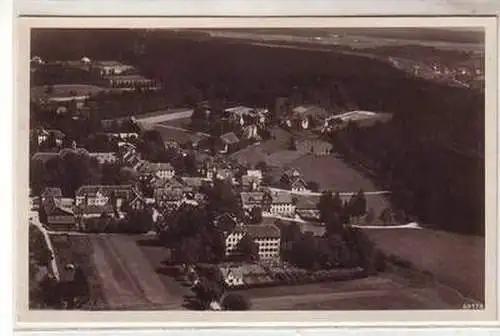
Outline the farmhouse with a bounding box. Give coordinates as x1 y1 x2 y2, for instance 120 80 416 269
241 175 261 191
40 197 76 231
88 152 118 164
281 168 309 192
217 132 240 154
295 194 321 221
296 139 332 156
240 192 265 211
75 185 144 211
287 105 329 130
219 265 245 288
94 61 136 77
138 162 176 181
102 74 160 90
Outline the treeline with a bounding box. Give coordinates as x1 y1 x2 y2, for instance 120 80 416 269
331 121 484 235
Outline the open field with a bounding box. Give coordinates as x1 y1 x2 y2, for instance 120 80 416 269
133 235 192 299
230 127 293 166
31 84 108 101
51 234 185 310
153 124 209 145
248 273 457 310
289 154 380 192
134 108 194 124
158 118 191 129
365 228 485 302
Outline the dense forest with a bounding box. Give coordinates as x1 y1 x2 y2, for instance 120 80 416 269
30 29 485 235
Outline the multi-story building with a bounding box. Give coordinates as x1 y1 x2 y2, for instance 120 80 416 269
246 224 281 260
224 224 282 260
269 191 295 216
240 192 265 211
75 185 144 211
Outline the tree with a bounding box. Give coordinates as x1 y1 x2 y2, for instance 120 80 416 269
379 208 394 226
365 208 376 225
279 173 291 190
249 206 263 224
255 161 268 173
222 293 251 310
306 181 319 192
288 136 297 150
192 277 224 307
237 234 259 262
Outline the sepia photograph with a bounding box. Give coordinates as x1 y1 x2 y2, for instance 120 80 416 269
16 17 497 325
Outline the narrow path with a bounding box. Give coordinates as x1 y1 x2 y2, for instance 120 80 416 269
30 216 60 282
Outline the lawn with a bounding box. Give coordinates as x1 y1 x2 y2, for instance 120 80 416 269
133 235 192 299
31 84 108 100
153 124 206 145
158 118 191 129
365 228 485 302
288 154 380 192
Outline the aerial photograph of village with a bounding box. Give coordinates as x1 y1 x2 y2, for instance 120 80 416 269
28 27 485 311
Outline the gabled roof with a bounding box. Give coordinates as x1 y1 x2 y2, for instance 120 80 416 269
295 194 321 210
219 132 240 145
215 213 238 232
138 162 175 174
153 176 187 190
241 175 260 186
75 185 135 198
240 192 265 205
245 224 281 239
271 191 293 205
290 177 307 188
181 177 207 189
154 188 184 201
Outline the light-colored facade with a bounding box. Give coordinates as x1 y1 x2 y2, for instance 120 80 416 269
225 229 246 257
225 224 282 260
269 192 295 216
89 152 118 164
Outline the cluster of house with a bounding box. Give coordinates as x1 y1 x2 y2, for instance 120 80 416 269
32 57 161 91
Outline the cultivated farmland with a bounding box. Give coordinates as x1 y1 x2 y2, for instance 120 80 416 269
365 228 485 302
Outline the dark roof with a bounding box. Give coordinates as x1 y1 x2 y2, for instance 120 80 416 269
138 162 175 174
240 192 265 205
270 191 293 204
155 189 184 201
220 132 240 145
75 185 136 198
215 213 238 232
245 224 281 239
41 187 63 198
295 194 321 210
181 177 208 188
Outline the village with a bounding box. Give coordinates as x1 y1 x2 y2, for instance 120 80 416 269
28 55 466 311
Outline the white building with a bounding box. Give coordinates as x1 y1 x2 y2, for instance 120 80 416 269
225 224 282 260
270 192 295 216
